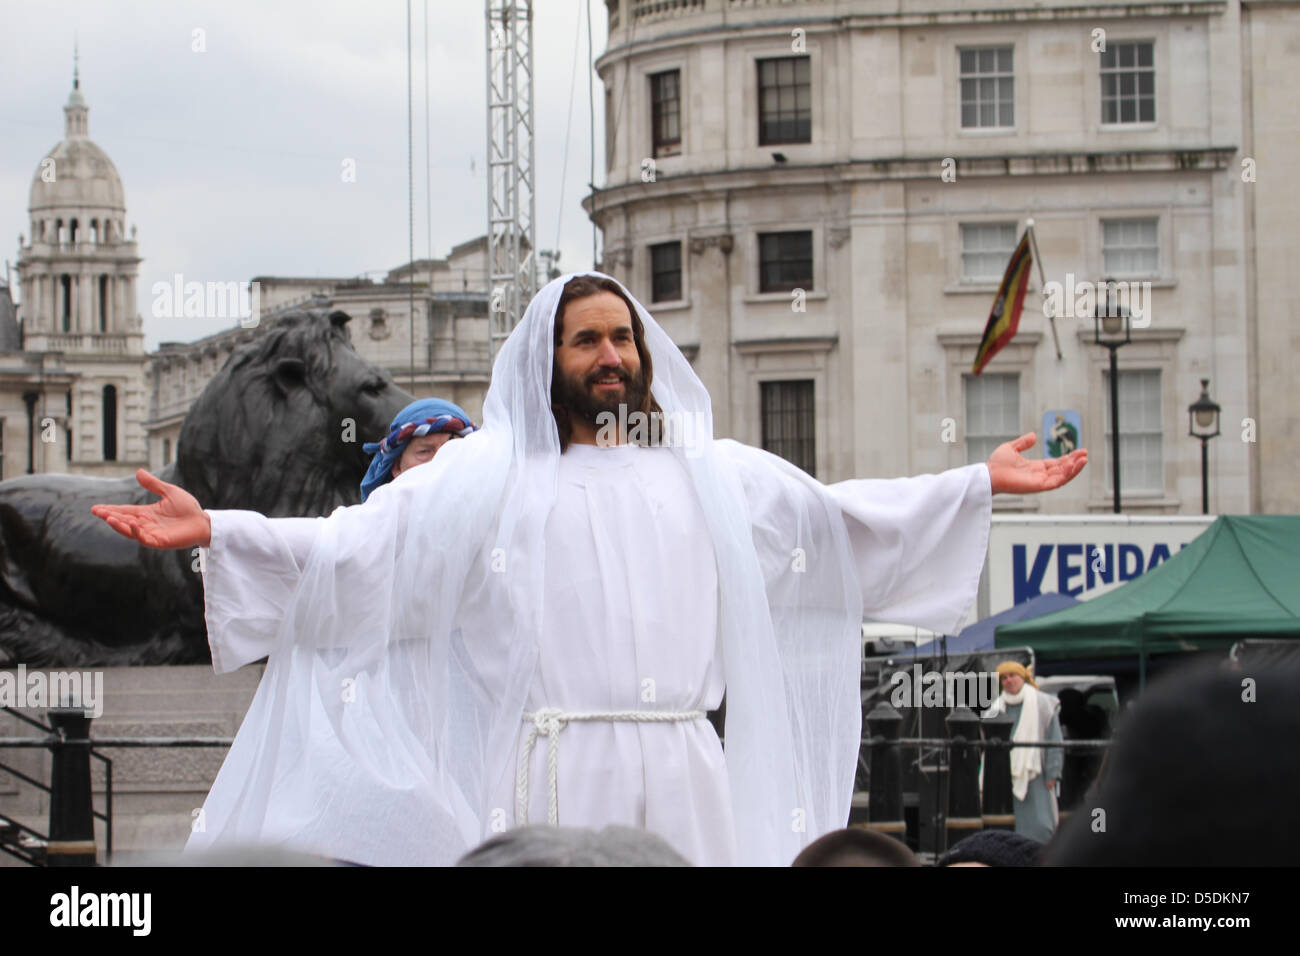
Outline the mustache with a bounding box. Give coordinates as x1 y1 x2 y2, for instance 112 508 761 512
585 367 631 386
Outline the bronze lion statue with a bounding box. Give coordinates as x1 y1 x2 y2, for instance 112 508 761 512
0 309 413 666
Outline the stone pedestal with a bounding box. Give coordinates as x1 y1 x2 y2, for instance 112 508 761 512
0 664 263 865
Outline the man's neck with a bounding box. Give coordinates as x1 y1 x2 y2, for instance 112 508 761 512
569 418 624 447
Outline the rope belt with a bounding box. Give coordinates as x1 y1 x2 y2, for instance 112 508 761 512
515 707 707 826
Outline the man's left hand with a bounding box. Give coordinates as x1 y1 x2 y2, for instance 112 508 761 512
987 433 1088 495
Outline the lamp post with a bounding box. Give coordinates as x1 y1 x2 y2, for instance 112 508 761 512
1187 378 1221 514
1094 280 1131 513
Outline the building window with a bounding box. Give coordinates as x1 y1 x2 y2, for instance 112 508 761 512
1102 218 1158 276
961 223 1018 281
959 47 1014 128
66 390 72 461
1104 369 1163 493
650 69 681 158
98 275 109 331
163 437 171 465
758 231 813 293
965 372 1020 464
60 274 72 332
1100 41 1155 124
761 379 816 477
605 88 615 172
650 241 682 303
102 384 117 462
758 56 811 145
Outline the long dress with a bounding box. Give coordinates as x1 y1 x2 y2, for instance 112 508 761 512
1005 698 1065 843
195 441 992 864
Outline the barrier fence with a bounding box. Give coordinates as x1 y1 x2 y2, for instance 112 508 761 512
1 701 1111 865
0 705 233 866
853 700 1113 857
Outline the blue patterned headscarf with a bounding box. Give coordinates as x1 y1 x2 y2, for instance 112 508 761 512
360 397 478 501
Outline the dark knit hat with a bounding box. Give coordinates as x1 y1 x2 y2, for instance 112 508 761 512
937 829 1044 867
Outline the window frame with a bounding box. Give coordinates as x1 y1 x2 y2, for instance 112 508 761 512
757 230 814 294
1101 216 1160 279
957 45 1015 131
648 240 683 304
1099 39 1156 126
649 68 682 159
1102 367 1164 495
760 378 817 478
756 55 812 146
959 221 1019 283
964 371 1022 466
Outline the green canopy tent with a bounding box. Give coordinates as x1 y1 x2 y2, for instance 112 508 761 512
996 515 1300 688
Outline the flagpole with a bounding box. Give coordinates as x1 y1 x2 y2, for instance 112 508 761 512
1026 218 1063 360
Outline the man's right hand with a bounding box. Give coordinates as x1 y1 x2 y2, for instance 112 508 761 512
91 469 212 550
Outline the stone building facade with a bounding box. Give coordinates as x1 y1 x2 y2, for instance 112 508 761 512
144 239 491 470
588 0 1297 515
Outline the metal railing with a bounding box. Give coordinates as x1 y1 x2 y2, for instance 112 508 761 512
0 705 232 867
854 701 1113 859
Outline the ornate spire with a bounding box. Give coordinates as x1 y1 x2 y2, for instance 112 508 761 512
64 41 88 137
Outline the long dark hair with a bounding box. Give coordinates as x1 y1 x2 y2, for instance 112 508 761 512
551 276 663 451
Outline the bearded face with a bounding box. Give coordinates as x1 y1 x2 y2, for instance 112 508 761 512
551 290 651 438
552 359 649 430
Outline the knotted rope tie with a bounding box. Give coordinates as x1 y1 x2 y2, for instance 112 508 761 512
515 707 707 826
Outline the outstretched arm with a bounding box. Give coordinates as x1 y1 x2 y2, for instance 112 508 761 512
987 433 1087 495
93 470 324 673
91 469 212 548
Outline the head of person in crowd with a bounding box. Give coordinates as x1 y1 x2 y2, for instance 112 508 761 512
791 828 921 867
995 660 1038 696
937 829 1044 867
1045 658 1300 866
454 824 691 866
360 397 478 501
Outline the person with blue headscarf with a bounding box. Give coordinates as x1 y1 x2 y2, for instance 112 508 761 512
360 398 478 501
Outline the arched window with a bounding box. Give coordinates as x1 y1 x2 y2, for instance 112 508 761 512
102 384 117 461
60 274 72 332
70 219 79 244
98 275 109 331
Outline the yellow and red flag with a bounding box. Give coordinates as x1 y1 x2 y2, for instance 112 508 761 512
972 229 1033 375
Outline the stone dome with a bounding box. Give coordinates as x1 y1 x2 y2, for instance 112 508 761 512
28 80 126 216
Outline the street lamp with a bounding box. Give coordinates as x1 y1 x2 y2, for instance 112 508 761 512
1187 378 1221 515
1094 280 1131 513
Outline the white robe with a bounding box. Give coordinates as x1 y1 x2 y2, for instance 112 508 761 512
198 440 991 865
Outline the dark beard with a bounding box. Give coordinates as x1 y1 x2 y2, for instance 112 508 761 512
552 364 648 432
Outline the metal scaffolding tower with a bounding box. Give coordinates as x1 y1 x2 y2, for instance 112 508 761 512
485 0 537 361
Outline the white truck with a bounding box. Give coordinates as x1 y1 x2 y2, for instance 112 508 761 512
861 514 1216 654
976 513 1216 619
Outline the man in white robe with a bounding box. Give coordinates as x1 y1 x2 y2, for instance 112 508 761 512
92 273 1086 866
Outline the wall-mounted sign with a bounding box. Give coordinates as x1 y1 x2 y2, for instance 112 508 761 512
1043 409 1081 458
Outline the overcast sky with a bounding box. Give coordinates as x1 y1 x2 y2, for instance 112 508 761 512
2 0 609 349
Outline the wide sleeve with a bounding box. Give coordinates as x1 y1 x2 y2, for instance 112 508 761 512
824 463 992 635
201 510 326 674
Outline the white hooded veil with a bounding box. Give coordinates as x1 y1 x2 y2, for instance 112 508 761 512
189 272 867 866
